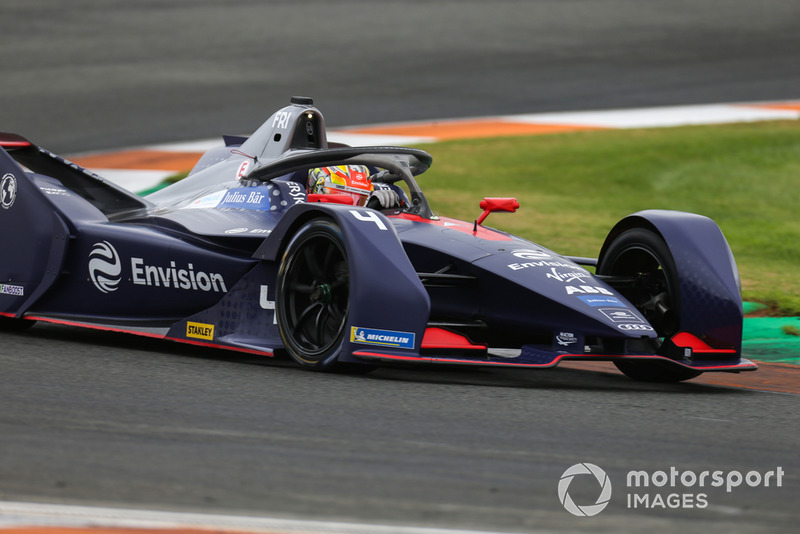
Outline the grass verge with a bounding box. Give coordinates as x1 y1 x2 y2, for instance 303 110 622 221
412 120 800 314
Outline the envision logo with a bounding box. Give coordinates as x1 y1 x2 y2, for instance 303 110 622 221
511 248 552 260
88 241 122 293
131 258 227 292
88 241 228 294
558 463 612 517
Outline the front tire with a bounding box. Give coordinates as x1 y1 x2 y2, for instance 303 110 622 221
598 227 701 383
276 218 351 371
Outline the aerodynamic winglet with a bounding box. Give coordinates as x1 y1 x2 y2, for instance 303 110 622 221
0 132 33 149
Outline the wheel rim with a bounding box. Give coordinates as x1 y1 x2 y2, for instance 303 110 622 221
280 228 349 363
599 229 701 382
603 244 679 336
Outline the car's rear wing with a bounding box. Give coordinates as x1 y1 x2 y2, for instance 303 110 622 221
0 142 69 317
0 132 34 150
0 132 152 218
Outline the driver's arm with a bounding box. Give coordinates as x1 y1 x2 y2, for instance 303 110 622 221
367 183 402 209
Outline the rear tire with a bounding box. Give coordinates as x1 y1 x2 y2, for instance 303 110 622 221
598 228 701 383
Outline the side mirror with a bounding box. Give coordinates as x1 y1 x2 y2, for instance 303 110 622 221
476 197 520 226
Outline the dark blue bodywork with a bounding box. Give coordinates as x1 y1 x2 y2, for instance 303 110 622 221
0 98 756 379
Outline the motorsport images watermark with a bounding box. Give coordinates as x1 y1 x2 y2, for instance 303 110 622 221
558 463 785 516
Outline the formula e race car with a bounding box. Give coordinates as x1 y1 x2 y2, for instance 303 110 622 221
0 97 756 382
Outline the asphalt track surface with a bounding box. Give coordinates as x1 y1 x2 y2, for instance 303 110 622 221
1 1 799 533
3 0 800 153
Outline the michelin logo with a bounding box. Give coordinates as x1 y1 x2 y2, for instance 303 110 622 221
350 327 415 349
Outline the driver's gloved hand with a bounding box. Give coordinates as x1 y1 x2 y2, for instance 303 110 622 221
368 188 399 209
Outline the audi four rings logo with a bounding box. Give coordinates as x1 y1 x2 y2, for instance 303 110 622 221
558 463 612 517
88 241 122 293
618 323 654 331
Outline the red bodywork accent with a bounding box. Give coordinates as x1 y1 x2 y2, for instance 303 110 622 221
421 327 486 350
307 193 355 205
388 213 513 241
353 349 758 371
0 132 32 148
22 315 274 357
476 197 519 226
672 332 737 354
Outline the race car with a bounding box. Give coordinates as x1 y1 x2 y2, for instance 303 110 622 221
0 96 756 382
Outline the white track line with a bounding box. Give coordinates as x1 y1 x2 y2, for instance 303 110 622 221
0 500 535 534
503 102 800 128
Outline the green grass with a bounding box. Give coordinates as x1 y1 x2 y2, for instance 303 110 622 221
411 120 800 314
783 325 800 336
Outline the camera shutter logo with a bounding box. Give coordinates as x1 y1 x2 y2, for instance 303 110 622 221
89 241 122 293
558 463 612 516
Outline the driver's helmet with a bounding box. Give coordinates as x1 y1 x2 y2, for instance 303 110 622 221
308 165 373 206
